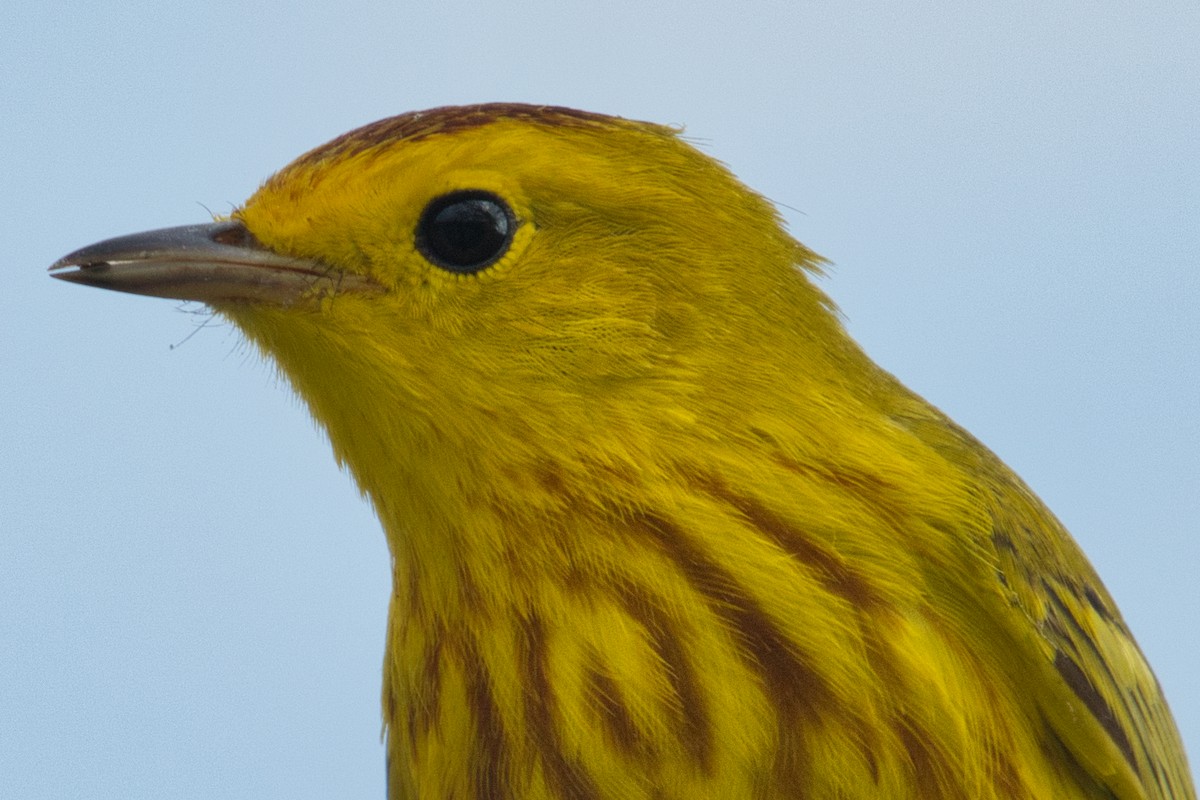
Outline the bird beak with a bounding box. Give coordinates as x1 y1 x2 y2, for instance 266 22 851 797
49 220 384 305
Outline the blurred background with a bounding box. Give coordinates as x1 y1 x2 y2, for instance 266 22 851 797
3 2 1197 797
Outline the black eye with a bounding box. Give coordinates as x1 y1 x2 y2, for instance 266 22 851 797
415 191 516 273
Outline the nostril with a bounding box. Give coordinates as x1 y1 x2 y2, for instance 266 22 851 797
211 221 259 249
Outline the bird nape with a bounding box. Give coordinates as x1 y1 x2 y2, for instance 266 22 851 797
50 103 1195 799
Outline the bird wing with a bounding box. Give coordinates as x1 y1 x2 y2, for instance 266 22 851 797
984 453 1194 799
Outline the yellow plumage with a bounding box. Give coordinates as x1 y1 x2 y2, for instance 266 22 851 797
51 104 1194 798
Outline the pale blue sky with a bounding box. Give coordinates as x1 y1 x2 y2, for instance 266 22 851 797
3 2 1197 797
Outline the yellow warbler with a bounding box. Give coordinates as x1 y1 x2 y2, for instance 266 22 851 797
51 104 1193 799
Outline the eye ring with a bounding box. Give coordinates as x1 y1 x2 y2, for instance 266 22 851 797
415 190 516 273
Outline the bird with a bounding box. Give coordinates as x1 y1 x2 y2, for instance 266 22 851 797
50 103 1194 799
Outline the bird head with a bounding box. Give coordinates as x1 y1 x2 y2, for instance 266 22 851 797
50 103 861 559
